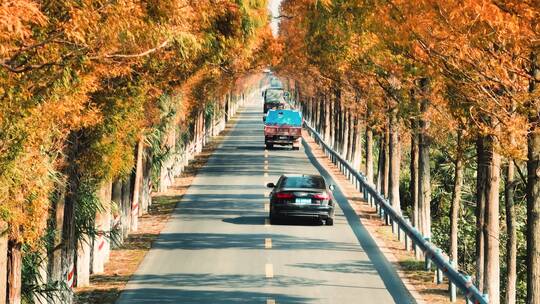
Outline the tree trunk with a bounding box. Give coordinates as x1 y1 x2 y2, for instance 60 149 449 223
449 130 464 266
353 113 363 170
7 242 21 304
342 105 350 159
505 160 517 304
132 138 144 231
0 221 8 304
410 127 419 231
61 131 82 303
142 148 152 209
418 83 431 240
324 95 331 142
376 135 385 193
111 180 123 247
349 112 356 164
483 133 501 303
388 110 401 214
527 50 540 304
121 179 131 238
76 235 90 287
476 137 487 292
329 94 334 146
366 125 374 186
383 127 390 197
318 97 324 132
47 185 66 303
333 94 339 150
93 182 112 274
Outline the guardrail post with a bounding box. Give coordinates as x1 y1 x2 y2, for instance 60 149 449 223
362 186 368 202
404 217 410 251
449 260 457 302
397 221 401 241
424 238 432 270
435 249 443 284
464 275 473 304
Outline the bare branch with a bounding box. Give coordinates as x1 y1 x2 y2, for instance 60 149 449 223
90 40 170 60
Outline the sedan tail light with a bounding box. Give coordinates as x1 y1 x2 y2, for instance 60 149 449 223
312 193 329 200
276 192 295 199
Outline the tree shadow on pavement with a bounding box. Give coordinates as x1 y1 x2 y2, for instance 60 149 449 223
151 232 362 252
290 260 379 275
118 288 313 304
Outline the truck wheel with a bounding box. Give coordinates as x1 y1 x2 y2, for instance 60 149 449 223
326 218 334 226
292 146 300 151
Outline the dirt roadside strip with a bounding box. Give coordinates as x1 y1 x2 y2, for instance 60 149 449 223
302 130 465 304
74 118 239 304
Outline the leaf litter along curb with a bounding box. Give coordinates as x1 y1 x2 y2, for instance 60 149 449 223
74 121 239 304
303 132 465 304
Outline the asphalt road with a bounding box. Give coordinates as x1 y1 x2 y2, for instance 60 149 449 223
116 96 414 304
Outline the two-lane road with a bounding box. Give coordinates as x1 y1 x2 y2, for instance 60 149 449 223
116 97 414 303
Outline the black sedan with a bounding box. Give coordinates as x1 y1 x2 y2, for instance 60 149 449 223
267 174 335 225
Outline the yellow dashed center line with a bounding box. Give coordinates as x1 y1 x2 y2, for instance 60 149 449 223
265 238 272 249
264 172 268 177
265 218 271 227
264 160 269 165
264 192 269 198
264 203 270 212
264 165 269 170
267 299 276 304
265 264 274 278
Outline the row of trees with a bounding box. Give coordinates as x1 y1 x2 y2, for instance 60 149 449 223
276 1 539 303
0 1 275 303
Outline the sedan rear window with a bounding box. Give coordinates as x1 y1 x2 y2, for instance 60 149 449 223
280 176 325 189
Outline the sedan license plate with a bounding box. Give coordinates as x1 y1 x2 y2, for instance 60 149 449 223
295 198 312 205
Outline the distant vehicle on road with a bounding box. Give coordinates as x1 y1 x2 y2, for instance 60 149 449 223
264 109 302 150
269 77 283 88
262 87 287 114
267 174 335 225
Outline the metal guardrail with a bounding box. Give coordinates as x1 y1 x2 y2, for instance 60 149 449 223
302 120 489 304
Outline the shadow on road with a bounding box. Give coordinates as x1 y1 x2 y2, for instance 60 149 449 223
118 288 312 304
290 260 378 275
223 216 266 225
151 232 363 252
